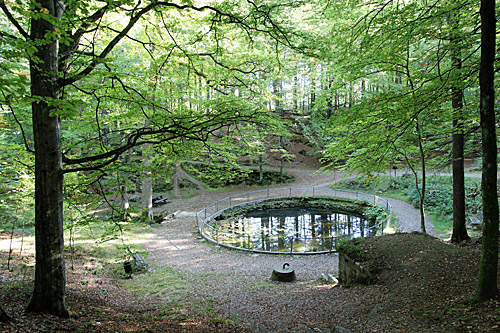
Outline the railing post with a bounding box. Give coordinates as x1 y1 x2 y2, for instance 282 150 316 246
204 208 207 219
290 237 293 253
313 187 315 197
216 229 219 244
289 187 292 197
247 235 251 249
229 197 232 207
216 201 219 212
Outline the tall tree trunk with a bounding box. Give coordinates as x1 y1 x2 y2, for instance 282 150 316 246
450 53 469 243
141 161 153 221
310 77 316 111
451 102 468 242
416 120 427 234
121 151 131 220
293 72 298 113
26 0 69 317
449 12 469 243
142 60 157 222
477 0 499 302
405 49 426 234
259 153 264 184
141 121 153 222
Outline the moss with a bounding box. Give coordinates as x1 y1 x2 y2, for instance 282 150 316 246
336 238 363 259
215 196 386 223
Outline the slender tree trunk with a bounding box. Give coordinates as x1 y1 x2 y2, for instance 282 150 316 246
26 0 68 317
172 164 180 197
416 120 427 234
477 0 499 302
259 153 264 184
121 152 131 220
326 80 333 119
141 119 153 222
449 12 469 243
293 72 298 112
403 42 426 234
142 163 153 221
142 60 157 222
310 77 316 110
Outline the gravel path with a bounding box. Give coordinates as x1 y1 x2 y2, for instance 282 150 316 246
146 168 435 278
144 168 436 332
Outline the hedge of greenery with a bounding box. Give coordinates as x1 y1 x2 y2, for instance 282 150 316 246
182 162 294 188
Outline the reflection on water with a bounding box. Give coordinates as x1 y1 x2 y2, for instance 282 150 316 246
215 208 377 253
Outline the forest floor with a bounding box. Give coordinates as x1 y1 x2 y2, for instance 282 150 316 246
1 142 500 332
1 230 499 332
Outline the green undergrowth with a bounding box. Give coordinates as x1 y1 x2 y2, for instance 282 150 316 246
121 267 192 300
332 175 482 238
336 237 364 259
64 219 155 277
182 162 295 189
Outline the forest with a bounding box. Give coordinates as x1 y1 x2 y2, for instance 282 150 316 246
0 0 499 331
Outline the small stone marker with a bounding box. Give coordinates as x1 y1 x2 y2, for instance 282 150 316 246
271 263 296 282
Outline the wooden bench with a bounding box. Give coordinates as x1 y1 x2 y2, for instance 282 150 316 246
152 193 169 207
131 253 147 271
469 213 500 230
468 215 482 226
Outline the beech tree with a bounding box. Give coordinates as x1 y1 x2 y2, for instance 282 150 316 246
476 0 498 302
0 0 294 317
308 0 481 237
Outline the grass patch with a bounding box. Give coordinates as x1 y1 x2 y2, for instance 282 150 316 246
121 267 190 300
120 267 229 317
120 267 279 318
331 176 409 202
64 217 156 279
427 211 452 239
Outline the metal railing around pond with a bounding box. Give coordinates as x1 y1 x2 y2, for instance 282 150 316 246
196 187 393 254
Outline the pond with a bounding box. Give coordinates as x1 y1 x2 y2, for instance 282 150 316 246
213 207 378 253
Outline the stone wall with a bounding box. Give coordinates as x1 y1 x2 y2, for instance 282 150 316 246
338 253 373 286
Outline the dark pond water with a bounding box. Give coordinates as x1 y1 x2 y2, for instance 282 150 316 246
214 207 378 253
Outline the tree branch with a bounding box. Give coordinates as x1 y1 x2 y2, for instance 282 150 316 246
58 1 292 87
0 90 34 153
0 1 29 39
61 110 258 173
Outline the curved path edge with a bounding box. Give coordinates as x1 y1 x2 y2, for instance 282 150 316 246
145 168 434 279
